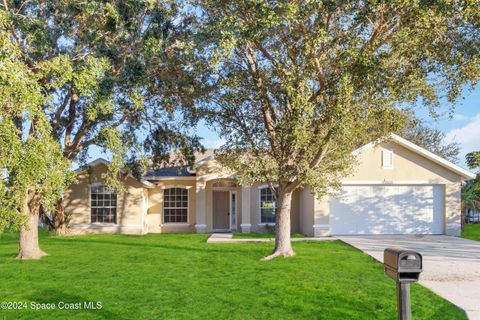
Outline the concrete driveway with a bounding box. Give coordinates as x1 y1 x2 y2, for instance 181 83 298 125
338 235 480 320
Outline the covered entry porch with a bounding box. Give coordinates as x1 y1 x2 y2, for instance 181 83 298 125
194 177 247 233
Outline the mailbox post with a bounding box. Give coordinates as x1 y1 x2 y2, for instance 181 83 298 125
384 247 423 320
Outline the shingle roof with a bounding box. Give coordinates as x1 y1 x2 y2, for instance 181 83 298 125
143 149 217 178
144 166 193 178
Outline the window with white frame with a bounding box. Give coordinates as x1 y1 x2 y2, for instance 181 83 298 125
91 185 117 223
260 187 276 224
382 150 394 168
163 187 188 223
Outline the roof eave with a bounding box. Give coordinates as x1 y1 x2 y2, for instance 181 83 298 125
143 176 197 181
74 158 110 173
76 158 158 188
393 134 476 180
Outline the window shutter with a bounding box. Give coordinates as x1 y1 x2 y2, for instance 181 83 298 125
382 150 393 168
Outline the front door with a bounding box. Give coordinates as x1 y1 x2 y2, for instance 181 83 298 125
213 191 230 230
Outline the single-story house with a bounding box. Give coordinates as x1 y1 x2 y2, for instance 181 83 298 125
64 134 476 237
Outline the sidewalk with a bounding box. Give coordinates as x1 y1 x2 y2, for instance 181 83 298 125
207 233 337 243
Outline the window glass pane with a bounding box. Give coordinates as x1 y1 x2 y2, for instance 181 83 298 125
91 185 117 223
163 189 188 223
261 208 275 223
178 209 187 223
260 188 276 224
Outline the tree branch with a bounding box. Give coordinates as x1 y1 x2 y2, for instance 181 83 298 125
252 39 291 77
242 45 278 155
309 129 334 170
63 91 78 148
50 91 71 129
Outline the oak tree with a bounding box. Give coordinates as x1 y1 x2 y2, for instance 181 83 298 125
399 115 460 162
1 0 205 258
0 21 74 259
196 0 480 259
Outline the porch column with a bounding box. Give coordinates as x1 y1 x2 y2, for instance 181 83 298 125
241 185 251 233
195 179 207 233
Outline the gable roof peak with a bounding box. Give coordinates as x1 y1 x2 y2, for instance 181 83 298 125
354 133 475 180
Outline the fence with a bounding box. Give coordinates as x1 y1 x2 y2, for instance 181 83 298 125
464 209 480 224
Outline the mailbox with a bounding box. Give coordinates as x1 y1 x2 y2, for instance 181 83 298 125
384 247 422 283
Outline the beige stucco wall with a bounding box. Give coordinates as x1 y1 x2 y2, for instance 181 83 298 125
249 184 301 234
445 182 462 236
146 179 197 233
64 164 147 235
313 142 464 236
299 188 315 236
348 142 462 182
64 139 466 237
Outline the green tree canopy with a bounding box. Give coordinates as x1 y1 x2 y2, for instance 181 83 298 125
0 0 208 257
2 0 207 185
195 0 480 258
399 114 460 163
466 151 480 171
0 17 74 241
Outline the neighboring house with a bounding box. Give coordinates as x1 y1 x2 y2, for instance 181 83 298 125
64 134 476 237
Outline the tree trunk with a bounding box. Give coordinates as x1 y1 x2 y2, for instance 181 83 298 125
53 198 68 235
262 189 295 260
17 191 48 260
39 199 69 235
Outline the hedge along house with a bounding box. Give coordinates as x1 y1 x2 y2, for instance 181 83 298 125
64 134 476 237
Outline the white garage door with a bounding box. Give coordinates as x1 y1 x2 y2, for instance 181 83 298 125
330 185 444 235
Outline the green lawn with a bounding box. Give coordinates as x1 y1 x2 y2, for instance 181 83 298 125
232 232 305 239
461 223 480 241
0 231 465 320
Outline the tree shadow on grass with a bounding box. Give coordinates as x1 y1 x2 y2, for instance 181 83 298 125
25 288 128 320
61 237 271 256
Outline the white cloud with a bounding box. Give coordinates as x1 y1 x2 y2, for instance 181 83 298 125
445 113 480 165
453 113 468 121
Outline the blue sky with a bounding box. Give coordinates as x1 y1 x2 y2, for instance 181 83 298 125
197 84 480 169
86 84 480 170
428 84 480 168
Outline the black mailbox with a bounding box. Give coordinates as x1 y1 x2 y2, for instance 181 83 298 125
384 247 422 283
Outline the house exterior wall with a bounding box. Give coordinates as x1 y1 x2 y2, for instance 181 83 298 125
312 142 463 237
299 188 315 236
349 142 461 182
64 164 146 235
65 140 467 237
146 180 197 233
